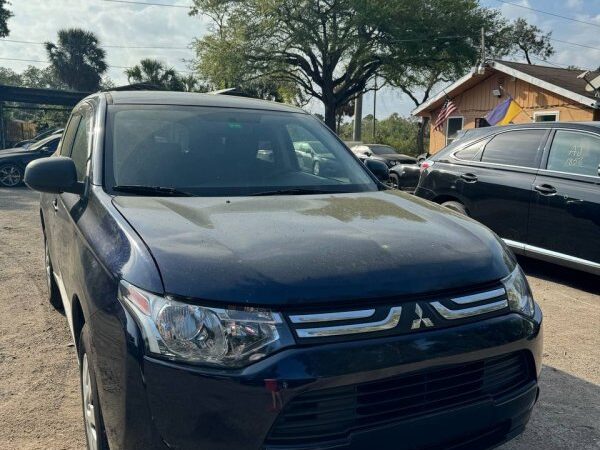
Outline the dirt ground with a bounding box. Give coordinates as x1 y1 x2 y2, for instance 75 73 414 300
0 187 598 450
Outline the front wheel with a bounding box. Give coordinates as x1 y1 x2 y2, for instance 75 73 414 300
0 164 23 187
441 200 468 216
389 173 400 189
79 325 110 450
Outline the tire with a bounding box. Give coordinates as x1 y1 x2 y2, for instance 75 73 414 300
79 324 110 450
44 238 63 310
441 200 468 216
389 173 400 189
0 163 23 187
313 161 320 176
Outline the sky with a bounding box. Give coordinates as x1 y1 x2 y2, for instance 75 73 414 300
1 0 599 119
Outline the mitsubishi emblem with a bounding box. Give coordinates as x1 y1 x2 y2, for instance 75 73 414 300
411 304 434 330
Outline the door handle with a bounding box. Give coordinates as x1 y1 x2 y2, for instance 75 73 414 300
52 198 58 212
460 173 478 183
534 184 557 196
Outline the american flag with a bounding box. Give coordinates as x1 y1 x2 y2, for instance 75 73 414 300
434 99 458 131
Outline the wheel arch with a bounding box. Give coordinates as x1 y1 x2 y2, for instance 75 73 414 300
72 295 86 357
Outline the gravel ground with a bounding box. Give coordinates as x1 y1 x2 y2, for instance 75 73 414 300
0 186 598 450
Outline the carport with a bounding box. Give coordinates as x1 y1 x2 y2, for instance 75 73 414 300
0 84 90 148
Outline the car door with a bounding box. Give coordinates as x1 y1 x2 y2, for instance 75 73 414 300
43 116 81 280
53 104 93 326
450 129 549 242
527 128 600 265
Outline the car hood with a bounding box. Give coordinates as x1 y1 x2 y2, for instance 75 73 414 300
112 191 513 306
0 147 30 157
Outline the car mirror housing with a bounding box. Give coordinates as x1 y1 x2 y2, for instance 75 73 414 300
24 156 84 195
364 158 390 183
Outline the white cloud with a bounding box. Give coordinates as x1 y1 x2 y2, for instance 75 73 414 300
1 0 208 84
566 0 583 9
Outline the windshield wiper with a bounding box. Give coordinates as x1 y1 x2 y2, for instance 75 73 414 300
249 188 335 196
112 185 195 197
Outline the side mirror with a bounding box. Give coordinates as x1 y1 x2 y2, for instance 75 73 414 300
24 156 84 195
365 159 389 183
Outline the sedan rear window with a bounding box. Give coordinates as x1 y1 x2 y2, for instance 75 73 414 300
104 106 377 196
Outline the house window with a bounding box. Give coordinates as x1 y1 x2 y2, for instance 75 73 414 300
446 117 464 144
534 111 559 122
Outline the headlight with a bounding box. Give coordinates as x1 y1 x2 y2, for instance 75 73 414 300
118 281 294 368
502 266 535 317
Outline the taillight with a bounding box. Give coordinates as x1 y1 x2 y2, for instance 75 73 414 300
420 160 434 173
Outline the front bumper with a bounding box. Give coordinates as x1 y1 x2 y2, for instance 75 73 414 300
135 306 542 450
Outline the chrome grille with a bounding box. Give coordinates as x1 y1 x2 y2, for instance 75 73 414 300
287 286 509 340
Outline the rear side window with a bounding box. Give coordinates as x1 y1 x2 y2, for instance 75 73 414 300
481 130 546 168
70 112 92 181
454 140 486 161
547 130 600 177
59 115 81 156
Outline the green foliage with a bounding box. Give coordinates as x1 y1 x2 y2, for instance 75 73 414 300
125 59 207 92
0 0 12 38
501 18 554 65
45 28 108 92
338 114 421 156
190 0 393 129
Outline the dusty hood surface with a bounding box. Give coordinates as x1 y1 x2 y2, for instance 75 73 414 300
113 191 513 306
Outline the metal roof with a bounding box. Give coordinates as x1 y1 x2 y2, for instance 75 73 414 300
0 84 91 106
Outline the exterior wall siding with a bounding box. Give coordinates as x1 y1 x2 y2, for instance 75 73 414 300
427 72 597 154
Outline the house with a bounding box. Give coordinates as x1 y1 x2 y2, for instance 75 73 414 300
412 60 600 154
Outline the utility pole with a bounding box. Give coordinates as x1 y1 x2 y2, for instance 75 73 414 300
480 27 485 63
373 75 378 141
353 94 362 141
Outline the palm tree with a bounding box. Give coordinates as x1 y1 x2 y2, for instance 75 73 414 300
125 59 184 90
45 28 108 92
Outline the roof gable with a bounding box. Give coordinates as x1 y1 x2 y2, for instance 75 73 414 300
413 60 600 116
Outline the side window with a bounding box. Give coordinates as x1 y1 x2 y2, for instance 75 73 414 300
481 130 546 168
547 130 600 177
454 140 486 161
59 115 82 156
69 111 92 181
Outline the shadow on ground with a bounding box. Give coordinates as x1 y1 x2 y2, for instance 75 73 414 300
0 186 39 212
517 256 599 295
500 365 599 450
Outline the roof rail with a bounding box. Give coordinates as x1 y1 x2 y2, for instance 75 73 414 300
209 87 254 98
103 83 164 92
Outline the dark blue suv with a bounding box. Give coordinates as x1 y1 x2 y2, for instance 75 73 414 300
25 91 542 450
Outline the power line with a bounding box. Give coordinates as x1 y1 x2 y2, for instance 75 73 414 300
100 0 191 8
494 0 600 30
0 56 192 73
549 37 600 53
1 38 190 50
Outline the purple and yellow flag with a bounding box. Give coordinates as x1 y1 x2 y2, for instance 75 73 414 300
485 97 523 126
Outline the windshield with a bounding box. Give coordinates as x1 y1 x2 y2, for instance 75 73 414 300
369 145 396 155
104 106 378 196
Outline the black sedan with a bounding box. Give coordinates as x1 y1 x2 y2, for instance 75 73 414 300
351 144 417 168
389 163 421 192
0 133 62 187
